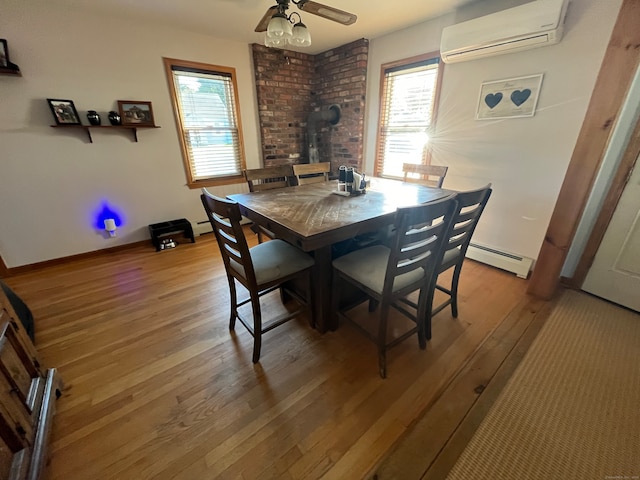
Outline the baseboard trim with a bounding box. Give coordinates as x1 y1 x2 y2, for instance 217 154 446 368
1 240 149 277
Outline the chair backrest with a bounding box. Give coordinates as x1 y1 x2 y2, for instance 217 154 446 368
402 163 448 188
293 162 331 185
244 165 293 192
440 184 492 270
200 188 258 288
384 196 458 297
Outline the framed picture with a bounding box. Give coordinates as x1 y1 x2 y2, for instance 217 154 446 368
47 98 82 125
117 101 155 126
0 39 9 68
476 74 544 120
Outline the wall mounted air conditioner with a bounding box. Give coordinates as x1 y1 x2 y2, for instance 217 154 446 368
441 0 569 64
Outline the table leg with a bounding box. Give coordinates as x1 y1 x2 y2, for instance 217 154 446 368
312 245 334 333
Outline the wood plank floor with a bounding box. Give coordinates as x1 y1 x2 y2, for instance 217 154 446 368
3 230 537 479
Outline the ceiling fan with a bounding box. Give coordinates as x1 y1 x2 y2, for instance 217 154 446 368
255 0 357 47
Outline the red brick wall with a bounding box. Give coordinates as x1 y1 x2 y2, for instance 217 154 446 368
252 38 368 175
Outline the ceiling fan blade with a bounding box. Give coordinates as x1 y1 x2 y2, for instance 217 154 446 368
298 1 357 25
255 5 278 32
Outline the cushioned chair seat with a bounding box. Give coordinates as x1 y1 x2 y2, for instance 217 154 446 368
441 246 461 268
333 245 426 295
231 240 315 285
201 188 314 363
331 196 459 378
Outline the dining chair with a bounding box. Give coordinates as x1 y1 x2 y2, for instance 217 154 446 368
331 195 458 378
403 163 449 188
244 165 293 192
292 162 331 185
429 185 492 326
200 188 315 363
244 165 293 242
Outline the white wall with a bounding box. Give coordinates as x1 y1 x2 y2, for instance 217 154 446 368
0 1 260 267
0 0 623 268
365 0 622 261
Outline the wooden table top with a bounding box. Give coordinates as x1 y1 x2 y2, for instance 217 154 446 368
228 177 455 252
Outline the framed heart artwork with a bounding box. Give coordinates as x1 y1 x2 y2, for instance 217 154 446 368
476 74 543 120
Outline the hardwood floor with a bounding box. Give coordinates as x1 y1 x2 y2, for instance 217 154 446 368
3 231 539 479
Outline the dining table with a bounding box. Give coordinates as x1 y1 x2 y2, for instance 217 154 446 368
227 177 455 332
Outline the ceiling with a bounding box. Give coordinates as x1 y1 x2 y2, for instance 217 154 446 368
47 0 477 54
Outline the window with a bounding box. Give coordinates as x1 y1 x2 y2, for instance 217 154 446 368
163 58 246 187
374 53 443 179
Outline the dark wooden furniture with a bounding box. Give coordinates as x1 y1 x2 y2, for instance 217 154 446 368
148 218 195 251
292 162 331 185
244 165 293 192
332 196 458 377
402 163 449 188
0 67 21 76
0 287 60 480
200 189 314 363
244 165 294 242
430 185 493 323
228 178 455 332
49 124 160 143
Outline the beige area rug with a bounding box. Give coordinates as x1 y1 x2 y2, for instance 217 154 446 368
447 289 640 480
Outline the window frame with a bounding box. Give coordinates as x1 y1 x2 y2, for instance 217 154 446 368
373 52 444 179
163 57 247 188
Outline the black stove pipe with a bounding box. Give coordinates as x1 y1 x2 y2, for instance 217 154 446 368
307 104 340 164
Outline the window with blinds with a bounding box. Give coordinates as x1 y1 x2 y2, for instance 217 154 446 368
374 54 442 179
163 58 246 187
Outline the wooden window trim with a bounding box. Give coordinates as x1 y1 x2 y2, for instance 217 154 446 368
163 57 247 189
374 51 444 178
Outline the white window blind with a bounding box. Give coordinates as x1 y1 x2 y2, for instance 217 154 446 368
375 58 441 178
170 66 244 182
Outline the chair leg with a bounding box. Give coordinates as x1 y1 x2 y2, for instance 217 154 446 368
377 303 390 378
368 299 379 312
424 284 437 341
250 291 263 363
228 275 238 330
331 270 342 330
450 263 463 318
305 269 314 328
416 288 428 349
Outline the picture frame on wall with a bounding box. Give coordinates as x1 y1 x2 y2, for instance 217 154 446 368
117 101 155 126
476 74 544 120
0 39 9 68
47 98 82 125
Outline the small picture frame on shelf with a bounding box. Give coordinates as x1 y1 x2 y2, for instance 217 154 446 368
47 98 82 125
117 100 155 126
0 39 9 68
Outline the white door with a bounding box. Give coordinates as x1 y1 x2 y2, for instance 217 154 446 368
582 152 640 312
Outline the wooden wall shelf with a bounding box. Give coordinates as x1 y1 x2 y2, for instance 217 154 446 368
0 66 21 76
50 124 160 143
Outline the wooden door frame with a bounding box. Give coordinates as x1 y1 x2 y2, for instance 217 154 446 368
568 116 640 288
0 254 7 278
527 0 640 299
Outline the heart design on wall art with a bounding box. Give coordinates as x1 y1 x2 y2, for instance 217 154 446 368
484 93 503 109
510 89 532 107
476 74 543 120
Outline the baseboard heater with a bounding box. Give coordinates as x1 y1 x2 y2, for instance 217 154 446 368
465 242 533 279
193 221 213 236
194 222 533 278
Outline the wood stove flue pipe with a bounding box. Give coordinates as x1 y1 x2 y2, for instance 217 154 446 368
307 104 340 164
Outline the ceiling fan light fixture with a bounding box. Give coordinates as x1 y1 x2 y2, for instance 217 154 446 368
291 22 312 46
265 35 286 48
315 8 352 23
267 13 293 38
